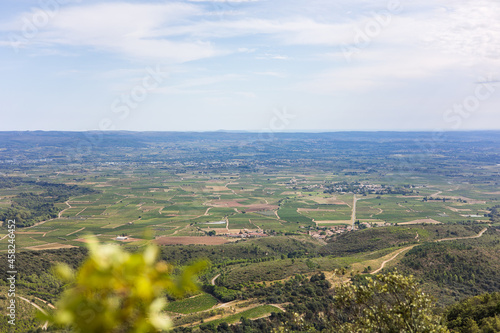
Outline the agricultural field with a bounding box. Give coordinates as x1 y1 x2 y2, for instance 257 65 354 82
1 131 500 331
0 166 498 252
166 293 219 314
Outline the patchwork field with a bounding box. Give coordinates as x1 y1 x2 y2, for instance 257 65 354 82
0 168 498 252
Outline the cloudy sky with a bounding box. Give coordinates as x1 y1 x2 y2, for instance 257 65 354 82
0 0 499 131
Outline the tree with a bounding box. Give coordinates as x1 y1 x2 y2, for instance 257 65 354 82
444 292 500 332
333 271 449 333
44 237 207 332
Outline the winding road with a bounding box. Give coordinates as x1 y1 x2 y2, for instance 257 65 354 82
211 273 221 286
436 227 488 242
370 245 416 274
17 296 49 330
370 227 489 274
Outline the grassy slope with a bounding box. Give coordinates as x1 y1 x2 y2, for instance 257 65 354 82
166 293 218 314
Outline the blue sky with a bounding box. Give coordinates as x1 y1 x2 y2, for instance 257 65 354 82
0 0 499 131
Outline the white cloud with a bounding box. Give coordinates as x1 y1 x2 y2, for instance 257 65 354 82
298 48 464 94
188 0 260 2
254 71 286 77
3 0 497 67
417 1 500 60
1 2 220 63
255 53 289 60
1 0 500 131
153 73 244 95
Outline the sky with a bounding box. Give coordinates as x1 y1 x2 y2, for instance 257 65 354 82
0 0 499 132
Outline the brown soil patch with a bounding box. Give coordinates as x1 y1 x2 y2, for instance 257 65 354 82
154 236 230 245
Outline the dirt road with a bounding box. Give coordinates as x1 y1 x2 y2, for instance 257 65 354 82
436 227 488 242
371 245 416 274
350 194 357 224
211 273 221 285
371 227 488 274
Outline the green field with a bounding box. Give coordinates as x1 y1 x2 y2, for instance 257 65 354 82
166 293 219 314
0 168 496 252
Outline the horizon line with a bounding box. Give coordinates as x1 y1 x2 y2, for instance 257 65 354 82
1 129 500 133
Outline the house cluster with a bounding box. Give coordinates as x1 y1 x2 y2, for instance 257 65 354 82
308 225 358 239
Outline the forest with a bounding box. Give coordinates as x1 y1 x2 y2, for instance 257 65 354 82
0 177 97 227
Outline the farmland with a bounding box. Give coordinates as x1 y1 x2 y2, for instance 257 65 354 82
0 131 500 331
0 167 497 253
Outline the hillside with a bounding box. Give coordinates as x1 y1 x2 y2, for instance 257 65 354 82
395 228 500 305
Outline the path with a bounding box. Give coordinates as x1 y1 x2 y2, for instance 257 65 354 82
211 273 221 286
23 201 71 230
204 207 212 216
350 194 357 225
172 225 189 236
43 229 58 237
370 227 488 274
436 227 488 242
34 297 56 309
430 190 442 198
225 182 238 195
248 219 262 231
75 207 87 216
17 295 49 330
181 299 261 327
371 246 416 274
66 227 85 236
24 218 54 229
58 201 72 218
269 303 287 313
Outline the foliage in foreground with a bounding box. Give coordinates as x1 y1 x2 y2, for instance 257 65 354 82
178 271 449 333
26 241 497 333
44 238 207 333
333 271 449 333
444 291 500 332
